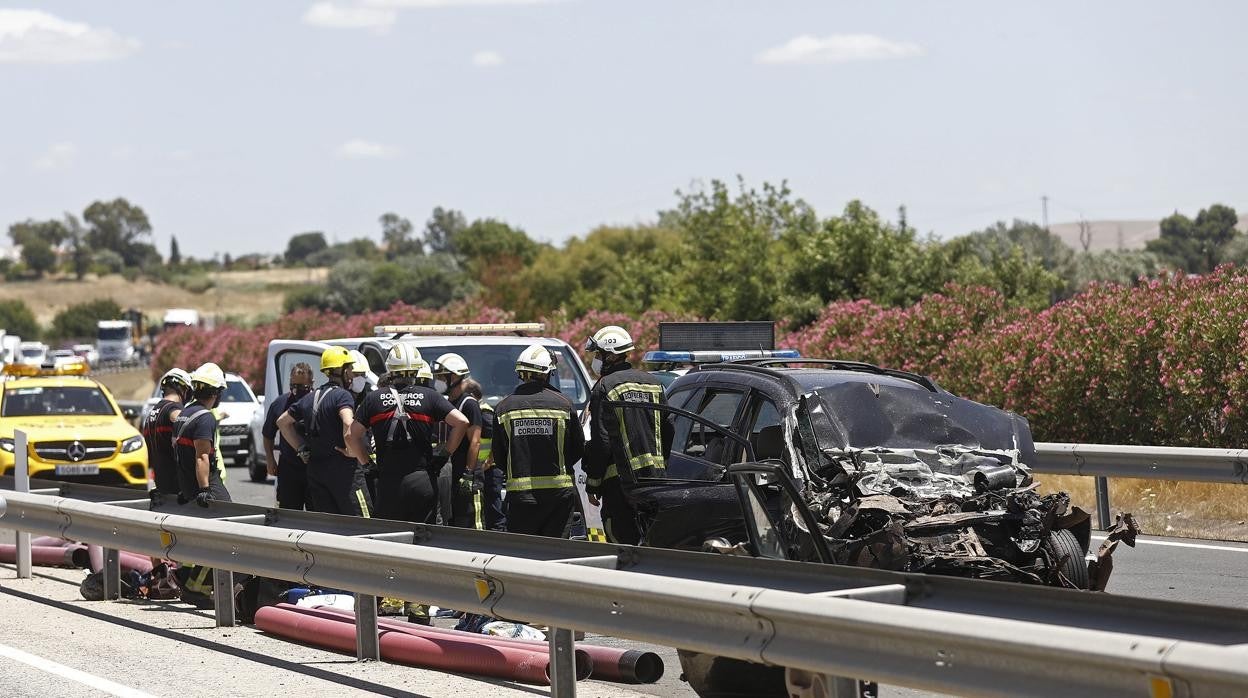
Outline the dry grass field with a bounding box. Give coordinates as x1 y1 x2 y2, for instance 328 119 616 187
1039 474 1248 542
0 267 327 325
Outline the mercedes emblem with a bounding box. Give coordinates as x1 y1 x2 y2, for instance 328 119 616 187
67 441 87 462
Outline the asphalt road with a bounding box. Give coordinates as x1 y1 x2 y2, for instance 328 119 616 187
0 467 1245 698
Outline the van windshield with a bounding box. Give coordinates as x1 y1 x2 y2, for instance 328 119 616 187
418 344 590 408
97 327 129 341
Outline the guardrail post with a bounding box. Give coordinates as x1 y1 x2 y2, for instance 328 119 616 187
14 431 31 580
355 594 380 661
102 548 122 599
213 569 236 627
548 627 576 697
1094 476 1111 531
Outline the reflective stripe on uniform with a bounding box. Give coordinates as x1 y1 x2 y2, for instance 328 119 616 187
473 489 484 530
505 474 573 491
356 488 371 518
604 381 666 482
499 408 570 490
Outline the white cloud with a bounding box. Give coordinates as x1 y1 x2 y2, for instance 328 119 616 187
0 9 139 63
755 34 922 66
335 139 398 159
366 0 556 7
302 2 397 32
471 50 503 67
33 142 76 171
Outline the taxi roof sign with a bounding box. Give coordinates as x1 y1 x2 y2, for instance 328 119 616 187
375 323 546 338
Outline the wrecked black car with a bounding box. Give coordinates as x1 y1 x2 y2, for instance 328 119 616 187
610 358 1137 695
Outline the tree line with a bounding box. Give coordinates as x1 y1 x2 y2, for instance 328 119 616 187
281 178 1242 327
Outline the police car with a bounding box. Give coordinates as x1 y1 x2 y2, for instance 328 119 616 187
262 324 603 537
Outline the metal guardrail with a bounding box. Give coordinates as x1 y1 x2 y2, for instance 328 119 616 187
4 487 1248 697
1032 442 1248 484
3 473 1248 697
1032 442 1248 530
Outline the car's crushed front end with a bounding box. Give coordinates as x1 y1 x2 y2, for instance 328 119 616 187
791 377 1137 589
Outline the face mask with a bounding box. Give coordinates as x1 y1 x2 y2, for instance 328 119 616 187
291 384 312 398
591 358 603 376
350 376 367 393
433 379 448 393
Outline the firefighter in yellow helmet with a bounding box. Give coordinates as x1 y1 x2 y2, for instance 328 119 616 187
277 346 372 516
493 344 584 537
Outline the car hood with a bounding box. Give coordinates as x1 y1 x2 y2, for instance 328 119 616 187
218 402 260 425
1 416 139 441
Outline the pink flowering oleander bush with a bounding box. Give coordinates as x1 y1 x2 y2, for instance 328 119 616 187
156 267 1248 448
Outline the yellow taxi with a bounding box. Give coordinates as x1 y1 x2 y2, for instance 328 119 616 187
0 361 148 488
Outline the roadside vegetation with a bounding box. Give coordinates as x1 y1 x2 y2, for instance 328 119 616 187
7 181 1248 540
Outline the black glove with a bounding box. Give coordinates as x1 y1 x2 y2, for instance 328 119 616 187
176 493 189 505
297 445 312 464
195 487 213 508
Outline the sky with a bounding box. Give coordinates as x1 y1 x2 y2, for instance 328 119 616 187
0 1 1244 258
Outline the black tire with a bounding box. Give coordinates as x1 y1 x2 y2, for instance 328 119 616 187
677 650 787 698
1045 528 1090 589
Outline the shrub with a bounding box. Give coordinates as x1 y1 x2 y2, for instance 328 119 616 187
51 299 124 341
0 299 40 339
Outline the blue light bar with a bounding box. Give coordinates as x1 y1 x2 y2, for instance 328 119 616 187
643 349 800 365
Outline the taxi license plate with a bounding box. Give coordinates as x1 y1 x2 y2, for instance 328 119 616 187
221 436 242 446
55 464 99 476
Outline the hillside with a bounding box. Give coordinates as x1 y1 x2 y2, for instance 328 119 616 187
0 267 328 326
1047 212 1248 252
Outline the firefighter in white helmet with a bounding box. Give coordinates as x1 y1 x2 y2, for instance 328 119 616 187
493 344 584 537
584 325 669 544
172 362 232 507
432 352 487 528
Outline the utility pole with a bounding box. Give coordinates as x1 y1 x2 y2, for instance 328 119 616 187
1041 195 1050 231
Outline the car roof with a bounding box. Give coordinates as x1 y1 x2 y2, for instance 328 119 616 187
672 364 937 401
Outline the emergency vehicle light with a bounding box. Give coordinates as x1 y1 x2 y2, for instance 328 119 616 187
643 349 800 365
375 323 546 338
1 361 89 377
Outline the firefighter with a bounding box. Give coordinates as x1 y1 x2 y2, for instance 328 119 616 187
143 368 192 496
493 344 583 537
583 325 669 545
432 353 485 528
277 346 372 517
262 362 314 509
349 343 468 523
172 363 232 506
347 349 372 406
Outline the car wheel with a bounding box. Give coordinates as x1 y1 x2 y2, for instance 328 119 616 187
1044 528 1090 589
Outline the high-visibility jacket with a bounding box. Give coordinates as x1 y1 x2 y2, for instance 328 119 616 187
493 381 583 496
585 362 667 492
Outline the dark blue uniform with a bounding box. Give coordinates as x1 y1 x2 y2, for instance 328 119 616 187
172 402 231 503
263 390 308 510
355 386 453 522
142 398 181 495
288 385 372 517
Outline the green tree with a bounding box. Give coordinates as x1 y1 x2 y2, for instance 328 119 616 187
51 299 123 340
0 299 39 339
422 207 467 255
305 238 383 267
284 254 475 313
380 212 420 259
20 237 57 277
284 231 328 266
82 198 154 267
1146 204 1240 274
667 178 815 320
8 218 69 249
170 236 182 266
1068 250 1163 290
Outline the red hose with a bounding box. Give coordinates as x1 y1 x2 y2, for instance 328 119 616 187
0 544 87 568
313 605 662 684
256 604 591 685
85 545 155 574
31 536 69 547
